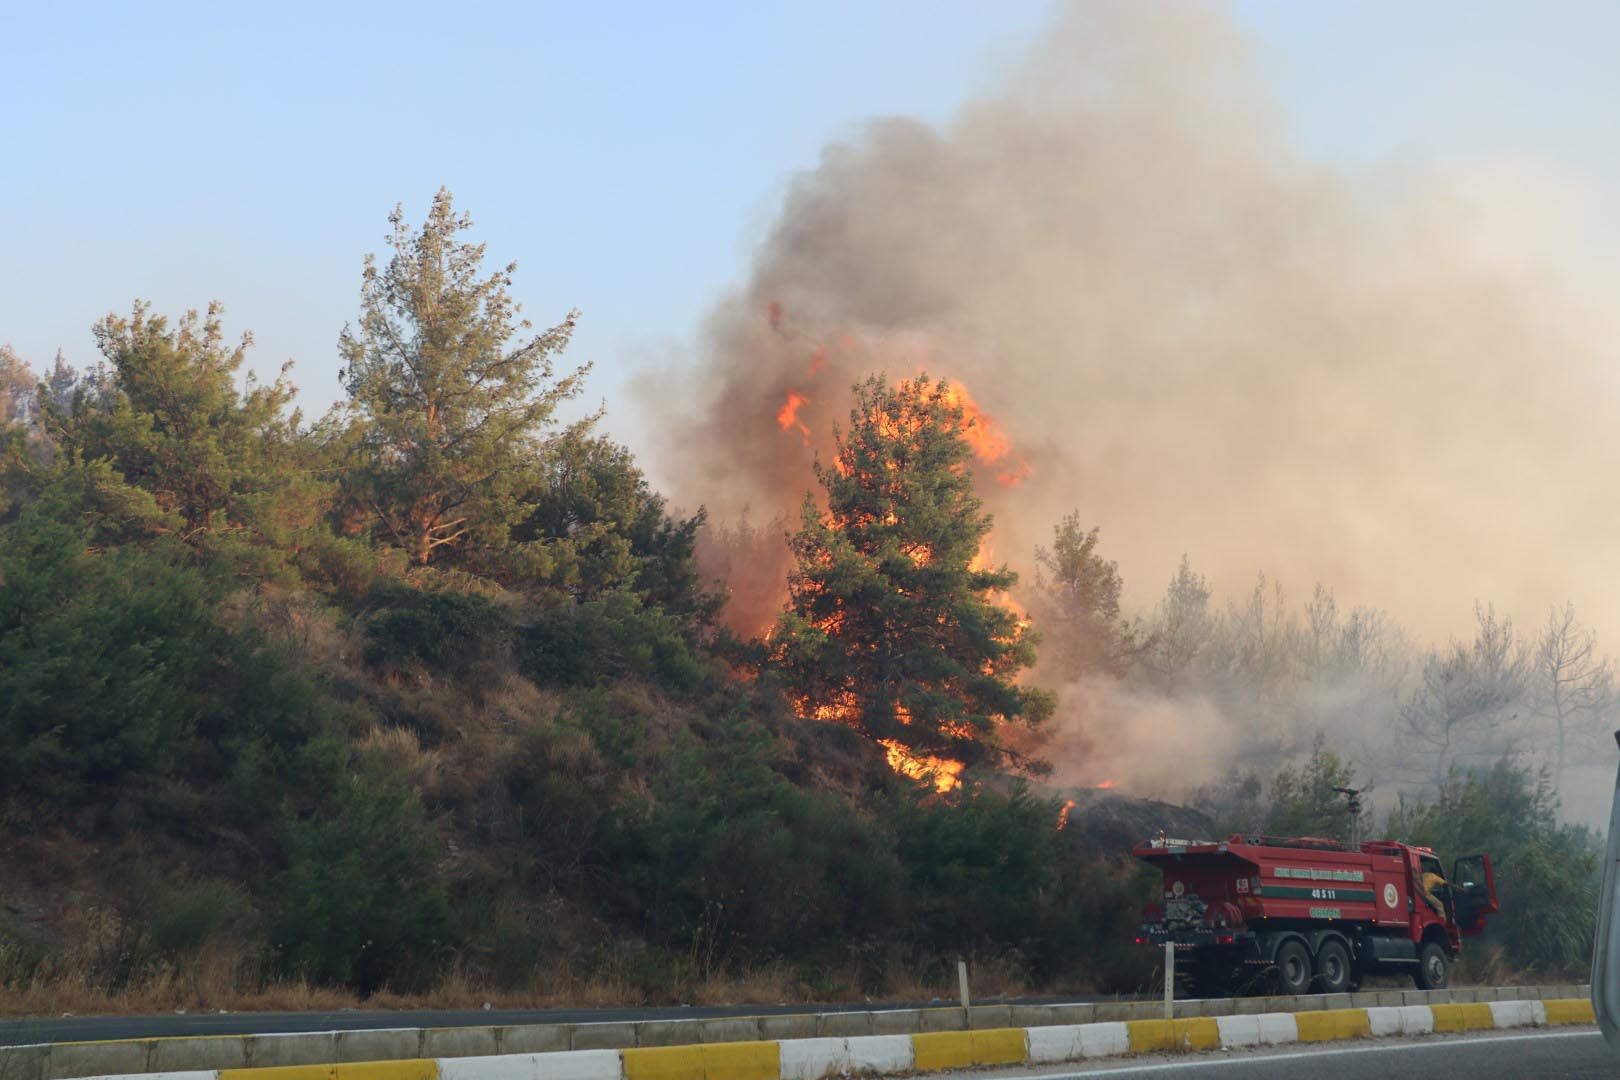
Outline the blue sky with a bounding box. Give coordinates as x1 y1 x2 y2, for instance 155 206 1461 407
5 1 1619 430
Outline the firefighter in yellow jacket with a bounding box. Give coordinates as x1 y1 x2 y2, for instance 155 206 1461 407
1420 870 1450 918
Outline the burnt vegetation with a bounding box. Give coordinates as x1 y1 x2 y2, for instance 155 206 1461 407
0 190 1604 1012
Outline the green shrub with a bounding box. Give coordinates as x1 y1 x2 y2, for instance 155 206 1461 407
599 709 901 968
521 590 704 692
462 900 560 991
572 688 652 769
101 864 257 969
297 534 395 599
145 878 255 959
0 514 343 833
364 582 509 676
891 781 1062 956
504 718 613 889
269 763 454 993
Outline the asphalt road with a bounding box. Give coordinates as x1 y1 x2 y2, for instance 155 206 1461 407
0 996 1113 1047
956 1028 1611 1079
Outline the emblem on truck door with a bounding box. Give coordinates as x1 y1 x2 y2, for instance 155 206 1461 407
1384 883 1398 908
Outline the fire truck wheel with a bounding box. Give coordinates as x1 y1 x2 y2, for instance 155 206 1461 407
1273 939 1312 995
1313 938 1352 994
1414 942 1449 989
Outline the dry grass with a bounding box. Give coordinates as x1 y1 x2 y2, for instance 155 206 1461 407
874 952 1030 1006
357 726 446 796
1452 943 1545 989
226 588 361 678
477 674 564 733
0 963 354 1018
0 956 1034 1017
684 965 800 1006
1 931 1575 1018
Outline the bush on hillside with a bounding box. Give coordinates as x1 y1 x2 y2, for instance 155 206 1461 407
522 590 705 692
892 782 1062 957
269 762 454 994
0 512 344 834
363 582 510 677
599 709 902 972
504 716 614 891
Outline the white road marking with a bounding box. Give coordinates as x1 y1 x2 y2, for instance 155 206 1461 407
1004 1028 1600 1076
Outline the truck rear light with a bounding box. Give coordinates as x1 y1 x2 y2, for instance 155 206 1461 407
1215 933 1234 945
1134 936 1147 945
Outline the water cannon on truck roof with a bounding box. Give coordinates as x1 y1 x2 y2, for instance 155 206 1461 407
1133 832 1498 997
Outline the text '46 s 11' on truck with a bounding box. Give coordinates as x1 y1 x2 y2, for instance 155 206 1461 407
1134 834 1498 997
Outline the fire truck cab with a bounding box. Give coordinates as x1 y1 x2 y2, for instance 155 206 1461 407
1134 834 1498 997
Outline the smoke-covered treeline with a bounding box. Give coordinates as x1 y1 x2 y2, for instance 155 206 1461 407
644 0 1620 723
1018 516 1617 824
644 0 1620 830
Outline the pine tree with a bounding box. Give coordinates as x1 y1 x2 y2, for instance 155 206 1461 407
339 188 589 567
1032 513 1137 679
510 430 713 616
0 346 37 519
0 345 35 430
769 373 1052 772
47 303 324 571
44 350 82 416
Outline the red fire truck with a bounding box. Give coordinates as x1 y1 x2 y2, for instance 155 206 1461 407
1133 834 1498 996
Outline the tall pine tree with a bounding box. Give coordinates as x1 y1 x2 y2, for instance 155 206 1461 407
45 303 324 573
340 189 589 567
1031 513 1137 679
770 374 1052 773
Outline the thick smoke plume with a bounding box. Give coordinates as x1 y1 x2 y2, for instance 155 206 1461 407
640 2 1620 805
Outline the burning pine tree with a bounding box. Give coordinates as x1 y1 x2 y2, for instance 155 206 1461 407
769 373 1054 790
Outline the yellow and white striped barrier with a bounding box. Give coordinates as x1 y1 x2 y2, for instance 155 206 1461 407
63 997 1597 1080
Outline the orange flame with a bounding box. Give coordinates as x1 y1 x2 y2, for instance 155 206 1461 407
777 391 811 444
881 739 965 793
1096 779 1115 790
970 540 1032 631
768 371 1024 485
996 458 1031 488
938 379 1011 465
1057 799 1077 830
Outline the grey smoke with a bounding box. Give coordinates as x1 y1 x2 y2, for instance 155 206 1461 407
637 1 1620 810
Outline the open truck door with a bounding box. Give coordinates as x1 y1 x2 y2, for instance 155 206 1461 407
1592 730 1620 1056
1451 853 1497 936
